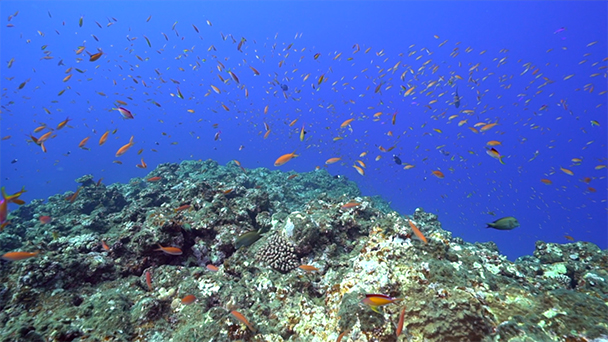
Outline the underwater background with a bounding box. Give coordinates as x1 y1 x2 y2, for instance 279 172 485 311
1 1 608 342
2 1 606 259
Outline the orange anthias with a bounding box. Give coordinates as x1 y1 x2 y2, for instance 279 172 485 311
274 151 298 167
361 294 403 313
155 244 183 256
408 220 428 244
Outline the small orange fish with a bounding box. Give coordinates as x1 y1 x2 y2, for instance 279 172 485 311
66 187 81 203
39 215 52 224
56 117 71 130
341 201 361 209
408 220 427 244
560 167 574 176
147 176 162 182
1 251 39 261
325 157 341 165
432 170 444 179
206 264 219 272
155 244 183 256
145 271 153 291
287 174 298 180
89 51 103 62
115 136 134 157
340 118 354 128
486 140 501 146
274 151 298 166
361 294 403 313
99 131 109 146
78 136 90 149
480 123 497 132
564 235 575 241
181 294 196 305
396 306 406 337
136 158 147 169
230 310 256 333
101 240 110 251
353 164 365 176
299 265 320 272
540 179 552 185
174 204 191 212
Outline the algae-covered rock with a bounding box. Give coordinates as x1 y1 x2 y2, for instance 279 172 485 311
1 162 606 342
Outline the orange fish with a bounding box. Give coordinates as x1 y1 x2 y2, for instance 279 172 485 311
341 201 361 209
147 176 162 182
1 251 39 261
89 51 103 62
155 244 183 255
101 240 110 251
174 204 191 212
287 174 298 180
37 131 53 144
560 167 574 176
99 131 109 146
39 216 52 224
353 165 365 176
540 179 552 185
66 187 81 203
325 157 341 165
396 306 406 337
56 117 71 130
230 310 256 333
206 264 219 272
361 294 403 313
299 265 320 272
486 140 501 146
340 118 354 128
136 158 147 169
115 136 134 157
480 123 497 132
274 151 298 166
408 220 427 244
145 270 153 291
432 170 444 179
564 235 575 241
181 294 196 305
78 136 90 149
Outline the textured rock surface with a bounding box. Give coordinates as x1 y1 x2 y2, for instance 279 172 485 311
0 161 606 342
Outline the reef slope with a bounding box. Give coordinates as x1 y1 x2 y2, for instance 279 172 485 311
0 160 606 342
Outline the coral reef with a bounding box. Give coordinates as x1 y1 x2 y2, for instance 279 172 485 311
0 160 606 342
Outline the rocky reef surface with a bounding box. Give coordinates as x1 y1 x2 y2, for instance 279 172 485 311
0 160 606 342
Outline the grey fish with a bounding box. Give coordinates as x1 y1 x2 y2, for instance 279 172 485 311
486 216 519 230
235 230 262 249
454 86 460 108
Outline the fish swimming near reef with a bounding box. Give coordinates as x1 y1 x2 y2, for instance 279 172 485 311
453 86 460 108
361 294 403 313
486 216 519 230
235 230 262 249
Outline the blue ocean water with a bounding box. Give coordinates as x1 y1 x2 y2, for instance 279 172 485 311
1 1 606 260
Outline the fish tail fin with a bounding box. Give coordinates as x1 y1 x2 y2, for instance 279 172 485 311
499 156 505 165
